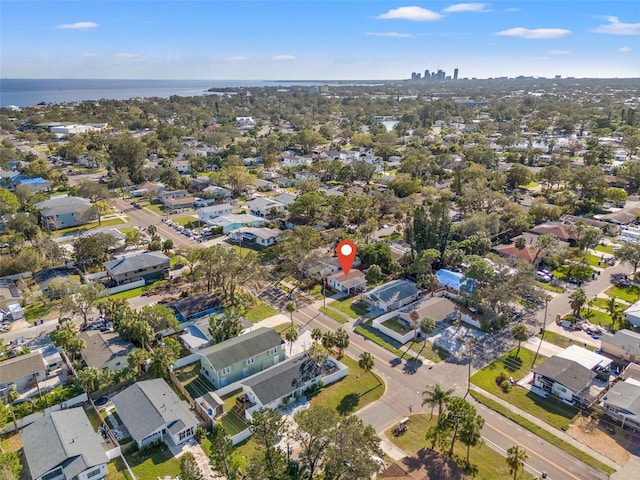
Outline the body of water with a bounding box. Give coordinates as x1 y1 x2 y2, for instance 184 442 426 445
0 78 389 107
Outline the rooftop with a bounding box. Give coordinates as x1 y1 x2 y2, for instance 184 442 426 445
327 269 366 288
104 251 170 275
168 291 221 320
365 279 420 304
0 351 46 384
534 356 596 393
78 330 135 369
198 327 283 371
601 329 640 356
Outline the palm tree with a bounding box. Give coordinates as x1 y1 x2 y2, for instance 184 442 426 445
333 327 350 357
128 348 151 374
420 317 436 343
506 445 528 480
409 310 420 341
311 328 323 342
285 301 296 325
569 288 587 317
7 385 19 404
358 351 375 383
285 326 298 355
511 324 529 357
422 383 454 418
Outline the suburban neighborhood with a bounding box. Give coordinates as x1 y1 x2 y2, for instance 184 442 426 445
1 76 640 480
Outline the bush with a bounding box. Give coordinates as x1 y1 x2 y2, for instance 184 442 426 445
495 374 507 387
195 427 206 442
501 380 512 393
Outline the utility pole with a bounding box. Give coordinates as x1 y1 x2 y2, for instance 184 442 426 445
532 298 549 368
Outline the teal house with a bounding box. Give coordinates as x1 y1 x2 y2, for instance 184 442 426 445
197 327 284 388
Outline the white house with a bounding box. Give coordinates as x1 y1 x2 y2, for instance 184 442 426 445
248 197 287 217
158 189 189 204
532 356 596 404
22 408 109 480
231 227 283 247
198 204 234 224
326 270 367 295
112 379 199 449
362 279 422 312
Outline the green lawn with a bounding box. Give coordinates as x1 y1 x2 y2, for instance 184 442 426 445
52 217 127 237
220 409 250 436
581 308 613 328
127 444 181 479
355 323 405 357
471 348 579 430
470 391 615 476
594 244 616 255
174 361 215 399
604 285 640 303
118 227 138 237
585 253 610 268
105 457 133 480
537 330 595 351
591 297 627 309
227 243 278 262
244 302 278 323
141 201 165 215
386 413 535 480
172 216 199 227
381 317 412 334
409 340 450 363
328 298 369 319
84 406 104 430
319 306 349 323
552 264 594 281
23 300 59 322
309 355 384 416
535 281 565 293
220 389 243 413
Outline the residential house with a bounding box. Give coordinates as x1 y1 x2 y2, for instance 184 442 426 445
601 330 640 363
179 322 212 353
21 408 108 480
170 159 190 174
624 301 640 328
0 280 23 310
197 204 233 224
158 189 189 204
0 351 47 399
35 195 96 231
201 185 231 200
255 179 275 191
230 227 283 247
206 213 266 233
103 251 170 285
362 279 422 313
530 222 577 244
16 177 51 193
33 267 81 298
398 296 456 325
294 170 320 182
241 353 347 420
248 197 287 218
168 292 222 323
111 378 199 448
325 269 367 295
281 155 311 168
304 255 362 279
492 243 542 266
602 378 640 432
273 192 298 207
163 196 196 210
436 269 472 294
533 356 596 404
197 327 284 388
78 330 135 371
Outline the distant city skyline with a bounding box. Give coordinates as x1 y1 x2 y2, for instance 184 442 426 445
1 1 638 80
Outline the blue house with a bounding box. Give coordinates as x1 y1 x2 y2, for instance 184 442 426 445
436 269 473 294
34 195 96 230
16 177 51 193
168 292 222 323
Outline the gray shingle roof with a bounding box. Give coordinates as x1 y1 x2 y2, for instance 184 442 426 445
34 195 92 217
111 379 198 444
78 330 135 369
367 279 420 304
603 380 640 417
534 356 596 393
104 251 170 275
602 329 640 357
243 353 321 406
198 327 283 371
21 408 107 480
0 351 46 384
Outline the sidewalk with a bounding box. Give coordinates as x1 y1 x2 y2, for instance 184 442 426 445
378 432 409 461
470 385 619 470
521 337 565 357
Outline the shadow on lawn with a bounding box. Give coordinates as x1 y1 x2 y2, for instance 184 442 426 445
337 393 360 415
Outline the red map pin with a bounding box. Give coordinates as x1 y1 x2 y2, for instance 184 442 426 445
336 240 357 278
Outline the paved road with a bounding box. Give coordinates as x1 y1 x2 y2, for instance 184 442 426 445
289 303 609 480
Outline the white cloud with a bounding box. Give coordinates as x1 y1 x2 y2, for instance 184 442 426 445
443 3 489 13
272 55 296 61
365 32 416 38
550 50 571 55
496 27 571 39
113 52 140 58
593 17 640 35
377 6 442 21
56 22 98 30
224 56 248 61
619 46 632 52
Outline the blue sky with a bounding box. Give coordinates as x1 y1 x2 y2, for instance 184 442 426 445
1 1 638 79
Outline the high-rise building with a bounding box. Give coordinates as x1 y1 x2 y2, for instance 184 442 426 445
453 68 459 80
